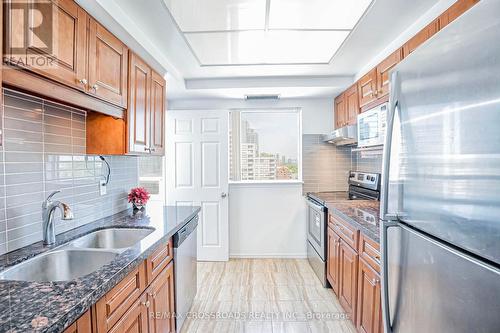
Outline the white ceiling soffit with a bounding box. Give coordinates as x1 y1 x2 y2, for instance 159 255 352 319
163 0 373 66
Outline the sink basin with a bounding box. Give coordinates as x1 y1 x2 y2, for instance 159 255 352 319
68 228 154 250
0 249 118 282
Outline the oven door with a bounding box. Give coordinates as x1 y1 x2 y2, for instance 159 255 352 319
307 199 326 260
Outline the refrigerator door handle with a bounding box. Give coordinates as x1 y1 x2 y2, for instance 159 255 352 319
381 219 399 333
381 71 400 221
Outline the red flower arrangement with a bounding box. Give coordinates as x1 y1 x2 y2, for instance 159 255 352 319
128 187 151 206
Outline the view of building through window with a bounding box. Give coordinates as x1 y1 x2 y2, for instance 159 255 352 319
138 156 165 203
230 109 300 181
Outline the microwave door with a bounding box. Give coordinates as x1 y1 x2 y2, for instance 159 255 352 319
359 112 379 146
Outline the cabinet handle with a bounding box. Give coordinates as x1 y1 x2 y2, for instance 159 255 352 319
150 148 156 152
149 292 157 298
92 84 99 91
144 147 151 152
372 278 380 285
142 300 151 308
78 78 88 85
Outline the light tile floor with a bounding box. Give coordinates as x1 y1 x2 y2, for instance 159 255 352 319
181 259 357 333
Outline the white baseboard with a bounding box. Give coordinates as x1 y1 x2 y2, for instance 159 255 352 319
230 253 307 259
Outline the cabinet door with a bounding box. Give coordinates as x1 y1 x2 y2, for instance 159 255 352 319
128 52 151 154
148 262 175 333
63 310 92 333
5 0 88 90
356 258 382 333
327 227 341 296
88 18 128 107
345 84 359 125
334 93 346 128
357 69 377 108
376 48 402 98
150 70 166 156
108 294 149 333
439 0 479 29
338 240 359 324
402 19 438 57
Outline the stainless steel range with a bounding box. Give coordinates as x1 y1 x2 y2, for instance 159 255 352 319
306 171 380 287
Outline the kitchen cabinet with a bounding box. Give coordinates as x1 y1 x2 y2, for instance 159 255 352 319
402 19 439 57
94 263 147 333
4 0 88 90
108 294 149 333
345 84 360 125
150 71 166 155
338 239 359 324
88 18 128 107
334 93 346 128
357 69 377 109
439 0 479 29
147 261 176 333
128 51 151 154
375 49 403 98
146 239 173 283
63 310 92 333
356 258 382 333
327 226 341 295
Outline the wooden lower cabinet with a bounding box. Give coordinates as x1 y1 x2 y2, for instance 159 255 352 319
147 262 176 333
63 310 92 333
338 239 359 323
356 258 382 333
90 240 175 333
108 294 149 333
327 226 341 295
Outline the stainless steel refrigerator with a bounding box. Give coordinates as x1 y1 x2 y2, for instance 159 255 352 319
380 0 500 332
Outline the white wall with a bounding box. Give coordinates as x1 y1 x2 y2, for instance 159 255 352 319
228 183 306 258
168 97 334 135
168 97 331 258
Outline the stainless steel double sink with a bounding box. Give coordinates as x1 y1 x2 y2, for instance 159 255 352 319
0 228 154 282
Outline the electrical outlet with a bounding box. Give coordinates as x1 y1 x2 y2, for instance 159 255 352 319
99 179 107 196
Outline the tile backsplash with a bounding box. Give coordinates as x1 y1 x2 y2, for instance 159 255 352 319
302 134 383 194
0 90 139 255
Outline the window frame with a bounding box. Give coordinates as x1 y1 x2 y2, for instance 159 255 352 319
229 108 303 184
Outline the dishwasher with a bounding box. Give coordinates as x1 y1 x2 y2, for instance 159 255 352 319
173 214 198 333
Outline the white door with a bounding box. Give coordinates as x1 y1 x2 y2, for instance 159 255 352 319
166 110 229 261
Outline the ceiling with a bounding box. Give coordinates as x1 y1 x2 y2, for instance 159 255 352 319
164 0 371 66
76 0 443 100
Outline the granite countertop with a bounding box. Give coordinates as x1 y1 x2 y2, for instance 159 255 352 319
0 204 200 333
309 191 381 243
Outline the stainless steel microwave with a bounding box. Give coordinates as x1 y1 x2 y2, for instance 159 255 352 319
357 102 387 147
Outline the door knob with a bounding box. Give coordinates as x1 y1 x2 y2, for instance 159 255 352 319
221 192 227 198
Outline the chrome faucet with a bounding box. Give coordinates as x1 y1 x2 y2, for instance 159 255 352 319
42 191 74 245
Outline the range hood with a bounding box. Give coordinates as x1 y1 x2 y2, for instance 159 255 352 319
322 124 357 146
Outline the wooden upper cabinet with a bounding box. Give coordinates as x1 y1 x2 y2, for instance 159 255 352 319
358 69 377 108
88 18 128 107
334 93 346 128
150 70 166 155
356 258 382 333
128 52 152 154
345 84 359 125
4 0 88 90
376 48 402 98
439 0 479 29
327 226 341 296
338 240 359 324
147 262 175 333
403 19 438 57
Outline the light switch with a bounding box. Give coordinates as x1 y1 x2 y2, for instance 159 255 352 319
99 179 107 196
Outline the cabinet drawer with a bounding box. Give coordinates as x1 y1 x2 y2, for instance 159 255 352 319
330 213 359 250
94 262 147 333
358 234 381 274
146 238 173 284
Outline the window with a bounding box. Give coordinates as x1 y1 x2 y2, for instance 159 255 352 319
138 156 165 203
229 109 301 182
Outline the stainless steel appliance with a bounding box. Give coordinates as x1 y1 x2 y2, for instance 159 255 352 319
306 171 380 287
173 214 198 333
357 102 387 148
322 124 357 146
380 1 500 332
